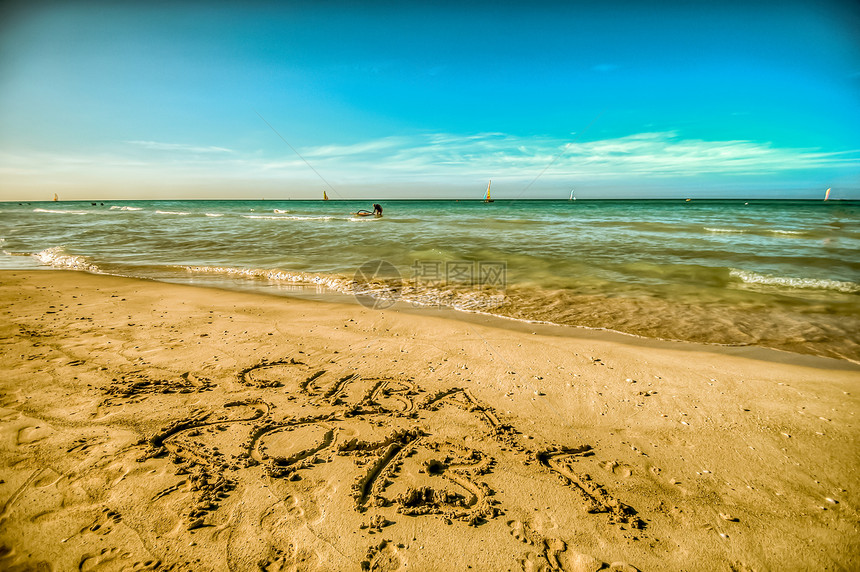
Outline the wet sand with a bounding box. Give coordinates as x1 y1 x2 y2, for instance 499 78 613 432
0 270 857 571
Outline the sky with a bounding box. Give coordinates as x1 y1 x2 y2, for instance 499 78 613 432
1 0 858 200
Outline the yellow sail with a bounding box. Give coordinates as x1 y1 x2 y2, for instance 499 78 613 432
323 191 328 201
484 180 493 203
824 187 831 201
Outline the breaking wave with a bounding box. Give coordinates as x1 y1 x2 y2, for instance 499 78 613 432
34 246 101 273
730 269 859 293
33 208 89 215
242 215 335 221
183 265 507 312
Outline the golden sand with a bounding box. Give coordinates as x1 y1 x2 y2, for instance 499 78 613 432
0 270 857 571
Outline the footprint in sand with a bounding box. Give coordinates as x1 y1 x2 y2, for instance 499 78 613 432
0 390 25 409
78 547 125 571
80 507 123 536
0 409 21 423
508 519 540 545
0 545 52 572
361 539 405 571
258 553 290 572
259 494 311 532
283 494 306 519
33 468 63 488
601 460 633 478
563 549 608 572
67 437 97 454
259 544 322 572
508 519 571 571
128 560 160 571
16 424 53 445
520 550 553 572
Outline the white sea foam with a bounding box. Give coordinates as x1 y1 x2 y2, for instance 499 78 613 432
730 269 859 293
185 265 353 290
34 246 101 272
183 265 507 312
33 208 89 215
205 213 224 217
156 210 191 215
770 230 805 236
242 215 334 221
705 227 746 234
273 209 289 213
109 206 143 211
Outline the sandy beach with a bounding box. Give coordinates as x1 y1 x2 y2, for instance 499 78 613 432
0 269 857 571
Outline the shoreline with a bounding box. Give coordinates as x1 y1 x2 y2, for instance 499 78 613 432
8 265 859 370
1 269 858 570
6 196 859 364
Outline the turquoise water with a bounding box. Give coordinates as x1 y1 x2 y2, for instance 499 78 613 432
2 199 858 361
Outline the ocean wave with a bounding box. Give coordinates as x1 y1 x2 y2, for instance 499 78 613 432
273 209 289 213
280 215 335 221
769 229 805 236
33 208 89 215
185 265 357 290
109 206 143 211
205 213 224 217
155 210 191 215
706 226 810 238
242 215 334 221
34 246 101 273
730 269 859 293
183 265 507 312
348 217 382 222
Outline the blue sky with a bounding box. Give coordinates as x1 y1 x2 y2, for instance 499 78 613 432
1 0 858 200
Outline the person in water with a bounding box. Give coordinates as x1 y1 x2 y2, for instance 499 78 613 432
353 204 383 217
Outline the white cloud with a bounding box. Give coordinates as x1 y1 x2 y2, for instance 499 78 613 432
300 137 406 159
2 132 858 199
275 131 859 182
125 140 234 154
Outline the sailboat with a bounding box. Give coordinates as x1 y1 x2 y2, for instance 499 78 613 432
484 180 494 203
824 187 831 201
569 189 576 201
323 191 329 201
53 193 58 202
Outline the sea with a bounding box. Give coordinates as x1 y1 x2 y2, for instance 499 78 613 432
2 199 858 362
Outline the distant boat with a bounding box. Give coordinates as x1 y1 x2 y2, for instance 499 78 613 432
824 187 831 201
569 189 576 201
484 180 494 203
53 193 58 202
323 191 329 201
685 198 691 202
